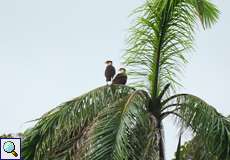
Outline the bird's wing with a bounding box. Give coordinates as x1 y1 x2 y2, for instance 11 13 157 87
111 66 116 77
112 73 128 84
105 65 115 77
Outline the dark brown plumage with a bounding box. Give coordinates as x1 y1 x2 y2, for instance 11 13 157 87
105 61 116 82
112 68 127 85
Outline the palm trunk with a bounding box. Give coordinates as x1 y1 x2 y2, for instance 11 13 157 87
150 99 165 160
158 123 165 160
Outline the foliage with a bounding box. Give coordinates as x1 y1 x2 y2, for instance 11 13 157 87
0 134 14 138
123 0 219 96
172 136 218 160
21 0 230 160
84 90 158 160
22 85 151 159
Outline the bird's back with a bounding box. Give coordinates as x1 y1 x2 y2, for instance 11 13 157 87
112 73 127 85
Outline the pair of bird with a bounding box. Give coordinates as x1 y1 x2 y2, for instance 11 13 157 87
104 60 127 85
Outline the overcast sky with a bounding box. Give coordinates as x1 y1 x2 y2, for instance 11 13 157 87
0 0 229 159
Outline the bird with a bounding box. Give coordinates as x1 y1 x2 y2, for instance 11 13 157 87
105 60 116 85
112 68 127 85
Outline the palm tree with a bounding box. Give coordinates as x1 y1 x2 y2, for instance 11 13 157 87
22 0 230 160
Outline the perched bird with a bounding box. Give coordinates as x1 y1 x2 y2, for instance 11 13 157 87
112 68 127 85
105 60 116 85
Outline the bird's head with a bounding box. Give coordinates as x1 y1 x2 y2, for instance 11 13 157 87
119 68 126 73
105 60 113 65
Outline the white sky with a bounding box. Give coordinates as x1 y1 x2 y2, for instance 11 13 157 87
0 0 229 159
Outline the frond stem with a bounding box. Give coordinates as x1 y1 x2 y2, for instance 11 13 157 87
161 103 184 112
161 94 188 106
160 108 181 120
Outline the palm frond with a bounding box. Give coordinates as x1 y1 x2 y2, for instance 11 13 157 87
188 0 219 28
22 85 135 160
123 0 219 97
163 94 230 160
83 90 159 160
174 136 218 160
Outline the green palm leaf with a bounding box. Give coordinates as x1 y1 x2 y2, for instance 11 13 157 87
162 94 230 159
173 136 218 160
123 0 219 97
22 85 135 160
188 0 219 28
84 90 159 160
